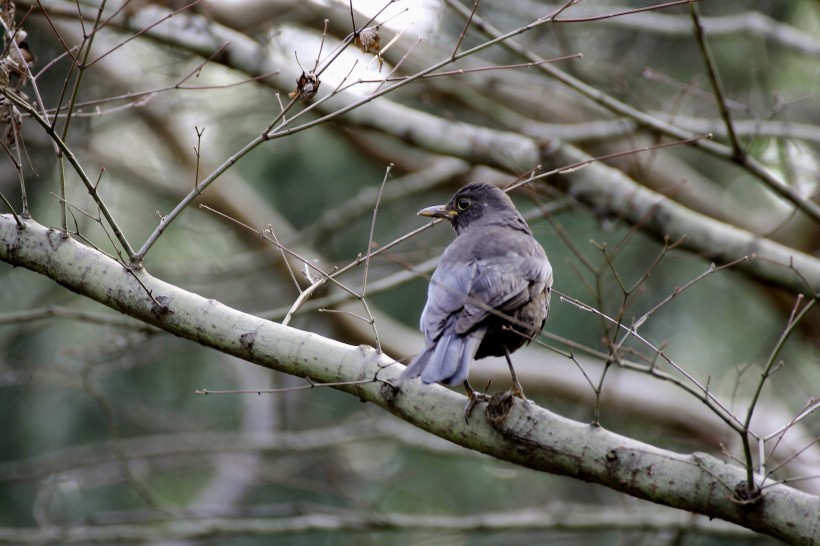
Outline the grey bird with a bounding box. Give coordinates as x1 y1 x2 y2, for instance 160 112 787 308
400 182 552 410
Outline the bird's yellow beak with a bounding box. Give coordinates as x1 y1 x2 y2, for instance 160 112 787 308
417 204 457 219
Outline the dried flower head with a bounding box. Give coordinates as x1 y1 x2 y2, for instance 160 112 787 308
354 26 383 70
354 26 381 54
288 71 321 102
0 0 14 32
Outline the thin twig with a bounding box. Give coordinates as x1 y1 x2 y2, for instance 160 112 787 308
763 398 820 444
9 120 29 217
264 224 302 294
557 290 744 432
0 87 135 258
689 2 742 158
554 0 695 23
282 276 331 327
374 37 422 93
442 0 820 223
507 134 714 194
452 0 479 58
42 67 280 117
762 436 820 485
86 0 203 67
196 378 378 395
200 205 360 300
742 295 817 490
56 0 109 230
627 256 749 333
361 164 393 351
357 55 583 84
193 126 204 188
0 192 24 228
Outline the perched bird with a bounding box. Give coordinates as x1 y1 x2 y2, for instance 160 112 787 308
400 182 552 410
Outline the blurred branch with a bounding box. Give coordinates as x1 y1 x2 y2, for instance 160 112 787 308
0 503 762 543
122 2 820 293
499 1 820 57
577 5 820 57
540 143 820 295
298 156 471 245
441 0 820 224
0 417 469 484
0 305 156 330
654 114 820 146
22 0 820 294
12 0 816 488
199 0 820 59
689 3 742 158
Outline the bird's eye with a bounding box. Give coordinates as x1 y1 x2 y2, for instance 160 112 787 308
456 197 471 211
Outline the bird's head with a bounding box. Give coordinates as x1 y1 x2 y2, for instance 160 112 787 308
418 182 524 235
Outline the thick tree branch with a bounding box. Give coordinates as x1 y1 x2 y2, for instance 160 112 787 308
1 215 818 544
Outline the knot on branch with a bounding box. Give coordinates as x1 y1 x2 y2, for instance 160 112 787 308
486 389 515 425
733 481 764 507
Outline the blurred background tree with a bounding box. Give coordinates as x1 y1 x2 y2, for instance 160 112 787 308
0 0 818 544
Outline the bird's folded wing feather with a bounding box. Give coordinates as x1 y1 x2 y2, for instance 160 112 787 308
421 228 552 340
455 250 550 334
419 258 476 348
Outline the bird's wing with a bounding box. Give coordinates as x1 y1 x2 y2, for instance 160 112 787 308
454 229 552 334
418 256 477 348
419 226 552 344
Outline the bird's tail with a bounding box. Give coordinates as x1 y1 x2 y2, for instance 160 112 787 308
399 332 482 386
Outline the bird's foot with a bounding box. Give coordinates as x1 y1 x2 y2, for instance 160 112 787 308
463 390 491 423
503 349 527 400
510 380 527 400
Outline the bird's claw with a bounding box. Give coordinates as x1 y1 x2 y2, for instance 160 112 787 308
511 381 527 400
463 391 491 423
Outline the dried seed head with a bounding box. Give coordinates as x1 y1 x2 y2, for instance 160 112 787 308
288 71 321 102
354 26 381 55
354 26 383 70
0 1 14 32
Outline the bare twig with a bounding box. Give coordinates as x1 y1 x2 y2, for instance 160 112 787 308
557 289 744 433
0 88 135 258
357 54 584 84
443 0 820 223
264 223 302 294
360 164 393 352
689 2 742 158
742 295 818 490
193 126 205 187
281 272 332 327
52 0 108 230
627 256 749 334
451 0 479 58
86 0 203 67
553 0 695 23
0 192 24 228
200 205 360 301
0 305 155 329
196 377 378 395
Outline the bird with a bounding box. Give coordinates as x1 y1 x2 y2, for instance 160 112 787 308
400 182 552 413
